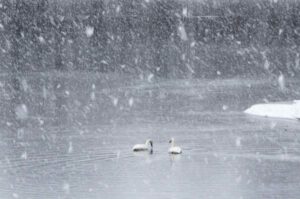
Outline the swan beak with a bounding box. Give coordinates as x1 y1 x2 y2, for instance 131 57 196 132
149 141 153 148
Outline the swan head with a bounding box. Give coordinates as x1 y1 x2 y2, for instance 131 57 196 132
169 138 175 144
145 139 153 148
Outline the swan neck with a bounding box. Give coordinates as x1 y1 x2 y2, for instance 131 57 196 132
146 140 153 149
171 140 175 147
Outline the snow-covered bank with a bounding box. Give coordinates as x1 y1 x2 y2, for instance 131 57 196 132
244 100 300 120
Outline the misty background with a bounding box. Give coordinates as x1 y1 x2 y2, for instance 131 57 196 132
1 0 300 77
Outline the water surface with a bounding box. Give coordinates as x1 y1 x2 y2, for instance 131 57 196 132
0 73 300 199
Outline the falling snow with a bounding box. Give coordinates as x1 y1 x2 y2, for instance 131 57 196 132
15 104 28 120
0 1 299 198
38 36 46 44
147 73 154 82
21 151 27 160
68 142 73 153
178 23 188 41
128 98 134 107
278 73 285 90
235 137 242 147
85 26 94 38
222 105 228 111
63 182 70 195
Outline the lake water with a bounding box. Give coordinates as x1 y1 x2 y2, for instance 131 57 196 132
0 73 300 199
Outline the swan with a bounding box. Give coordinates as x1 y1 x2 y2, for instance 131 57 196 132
168 138 182 154
132 139 153 153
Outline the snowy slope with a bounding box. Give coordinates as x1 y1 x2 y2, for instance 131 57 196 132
244 100 300 120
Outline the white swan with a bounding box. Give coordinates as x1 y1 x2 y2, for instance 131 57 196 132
168 138 182 154
132 139 153 153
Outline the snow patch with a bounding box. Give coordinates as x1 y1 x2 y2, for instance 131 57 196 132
244 100 300 119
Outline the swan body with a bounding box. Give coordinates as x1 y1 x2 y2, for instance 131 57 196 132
132 139 153 152
168 138 182 154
